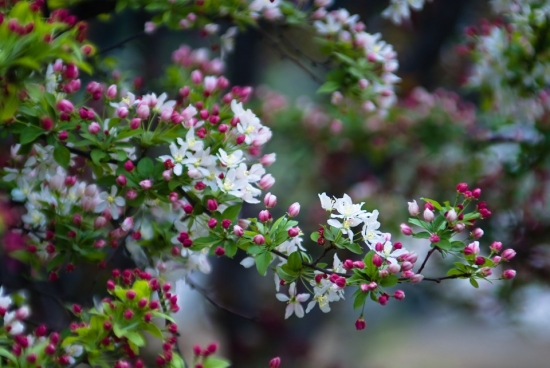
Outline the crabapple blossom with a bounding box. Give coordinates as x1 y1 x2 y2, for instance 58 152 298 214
276 283 310 319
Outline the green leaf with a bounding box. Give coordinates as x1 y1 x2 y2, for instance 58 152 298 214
353 290 368 310
469 277 479 288
310 232 320 242
137 157 154 177
437 239 451 251
0 347 16 362
421 198 442 211
221 203 242 220
90 149 107 164
203 356 231 368
19 125 43 144
344 242 363 254
317 80 340 94
224 241 237 258
190 235 220 250
53 144 71 168
170 353 186 368
446 268 465 277
287 251 302 271
408 218 431 231
255 251 272 276
413 231 431 239
379 275 398 288
125 331 145 347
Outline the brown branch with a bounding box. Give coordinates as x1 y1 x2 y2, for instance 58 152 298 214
311 243 335 266
400 273 472 283
255 27 324 84
97 30 147 55
186 276 257 321
417 246 438 274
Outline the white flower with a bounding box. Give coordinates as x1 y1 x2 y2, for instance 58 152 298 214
159 138 188 176
276 283 310 319
0 287 12 311
326 194 366 238
221 27 238 59
236 163 265 183
306 292 332 313
65 344 83 364
318 192 335 211
7 320 24 335
361 210 385 246
95 186 125 219
231 100 263 144
314 13 342 35
217 149 245 168
372 240 407 265
240 257 255 268
217 169 247 197
184 127 204 152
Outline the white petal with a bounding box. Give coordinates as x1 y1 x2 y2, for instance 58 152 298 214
276 294 289 302
296 293 310 303
294 303 305 318
284 303 295 319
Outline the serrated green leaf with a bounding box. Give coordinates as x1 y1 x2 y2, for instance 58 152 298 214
469 277 479 288
221 203 242 221
345 242 363 254
379 275 398 288
408 218 431 231
287 251 302 271
413 231 431 239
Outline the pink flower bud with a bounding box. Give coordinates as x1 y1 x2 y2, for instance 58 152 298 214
502 269 516 279
288 227 300 237
269 357 281 368
410 274 424 284
374 242 384 252
502 249 516 261
472 188 481 198
353 261 365 269
139 179 152 190
57 99 74 113
335 277 346 288
207 218 218 228
58 130 68 140
446 208 457 222
259 174 275 190
475 256 486 265
106 84 117 99
116 175 127 186
121 217 134 232
88 121 101 134
429 234 440 243
472 228 484 239
401 261 413 271
400 223 413 236
126 290 136 300
394 290 405 300
130 118 141 130
126 190 137 200
453 223 465 232
456 182 468 193
94 216 107 229
191 70 203 84
360 284 369 292
378 294 389 306
492 255 501 263
253 234 265 245
123 309 133 320
124 160 134 172
479 267 492 277
259 210 271 222
388 263 401 274
264 192 277 208
137 104 150 119
355 317 366 330
288 202 300 217
162 170 172 181
234 225 244 237
222 219 232 229
260 153 276 167
207 199 218 211
343 259 354 270
463 241 480 256
423 208 434 222
407 200 420 216
215 246 225 256
372 254 383 268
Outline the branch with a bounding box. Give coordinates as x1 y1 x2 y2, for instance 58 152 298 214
417 246 438 274
399 273 472 283
255 27 324 84
186 276 257 321
97 30 147 55
270 249 348 277
311 243 335 266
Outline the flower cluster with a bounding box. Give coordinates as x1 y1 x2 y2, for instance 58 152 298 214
462 1 550 123
382 0 431 25
312 4 400 115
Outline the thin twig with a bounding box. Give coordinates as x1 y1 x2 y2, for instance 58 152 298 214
97 30 147 55
417 247 438 274
255 27 324 84
420 273 472 283
311 244 334 266
186 276 257 321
